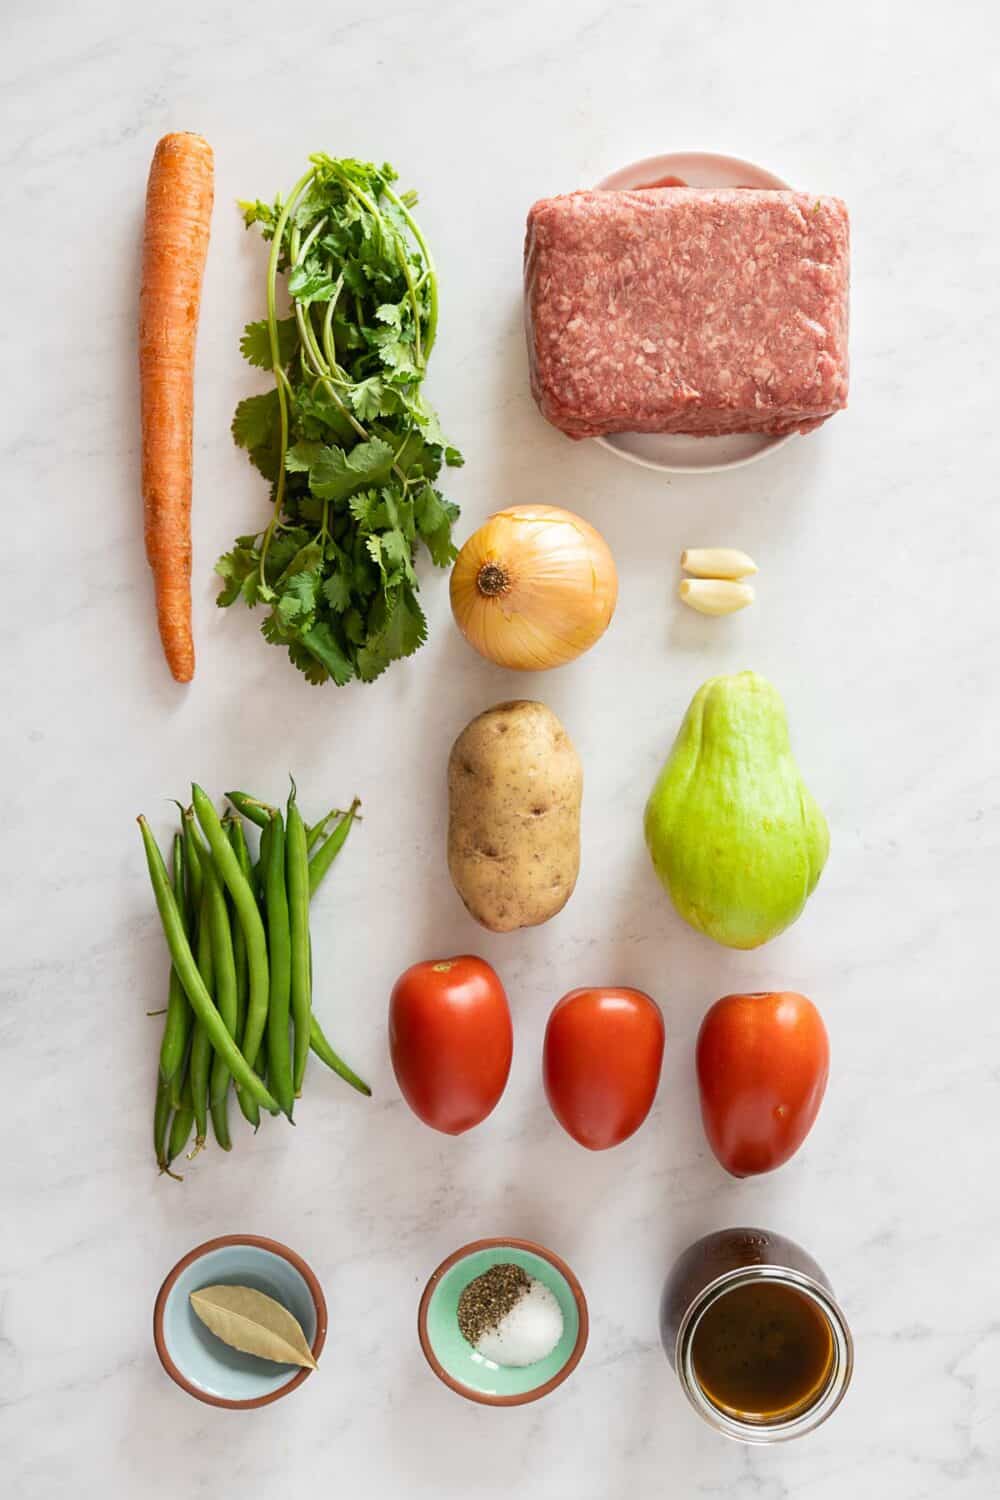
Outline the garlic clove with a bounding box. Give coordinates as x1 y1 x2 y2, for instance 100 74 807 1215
680 548 758 580
679 579 755 616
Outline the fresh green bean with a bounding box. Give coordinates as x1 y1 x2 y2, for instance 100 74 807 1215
286 781 312 1096
237 1083 261 1130
154 1074 173 1172
224 818 250 1043
264 811 295 1118
258 815 273 912
188 882 214 1157
226 814 255 891
137 817 280 1115
303 798 369 1096
168 1035 189 1110
234 1062 259 1128
226 818 260 1131
205 854 237 1055
192 785 273 1089
158 832 193 1085
182 807 204 925
225 790 275 829
206 862 238 1166
251 813 273 1044
182 810 212 1146
210 1089 232 1150
306 807 345 853
308 798 361 896
166 1072 195 1169
309 1012 371 1096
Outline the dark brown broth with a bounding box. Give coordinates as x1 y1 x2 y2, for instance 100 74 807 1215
691 1280 834 1421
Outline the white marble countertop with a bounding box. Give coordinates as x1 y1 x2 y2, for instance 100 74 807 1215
4 0 999 1494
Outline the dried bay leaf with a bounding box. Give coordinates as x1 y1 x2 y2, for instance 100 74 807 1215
189 1284 318 1369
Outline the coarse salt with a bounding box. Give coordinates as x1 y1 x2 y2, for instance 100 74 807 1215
474 1279 564 1368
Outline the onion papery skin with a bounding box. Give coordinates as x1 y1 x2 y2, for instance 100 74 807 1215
449 504 618 671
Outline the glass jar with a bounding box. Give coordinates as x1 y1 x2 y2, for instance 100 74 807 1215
660 1227 853 1443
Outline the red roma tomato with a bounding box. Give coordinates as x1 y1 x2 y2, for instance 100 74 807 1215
389 956 513 1135
543 987 665 1150
696 992 830 1177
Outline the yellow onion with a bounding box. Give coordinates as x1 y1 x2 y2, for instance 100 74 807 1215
449 505 618 670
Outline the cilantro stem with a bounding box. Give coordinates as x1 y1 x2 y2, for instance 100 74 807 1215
287 229 364 435
296 214 327 261
294 303 327 380
390 229 423 369
297 312 368 441
259 167 314 583
383 184 438 361
321 275 344 374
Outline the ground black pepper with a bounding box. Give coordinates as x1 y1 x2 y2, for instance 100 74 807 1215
457 1263 530 1345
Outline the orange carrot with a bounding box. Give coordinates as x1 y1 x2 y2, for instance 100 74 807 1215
140 132 214 683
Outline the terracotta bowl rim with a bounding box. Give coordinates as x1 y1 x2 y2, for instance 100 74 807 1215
153 1233 327 1410
417 1235 589 1406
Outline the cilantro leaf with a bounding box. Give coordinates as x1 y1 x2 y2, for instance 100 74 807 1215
415 485 460 567
370 325 418 378
240 316 298 369
287 254 337 305
285 440 326 474
239 198 279 235
276 569 321 631
215 544 260 607
403 395 445 446
348 489 382 529
232 390 279 451
381 528 416 585
264 529 313 577
287 639 331 685
322 569 353 612
388 426 441 482
357 586 427 681
293 387 357 445
232 390 283 479
309 439 395 502
276 540 324 584
348 375 392 421
343 607 366 644
301 621 355 685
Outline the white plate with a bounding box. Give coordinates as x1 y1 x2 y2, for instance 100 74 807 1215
593 151 795 476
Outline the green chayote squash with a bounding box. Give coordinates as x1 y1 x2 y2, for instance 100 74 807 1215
644 671 829 949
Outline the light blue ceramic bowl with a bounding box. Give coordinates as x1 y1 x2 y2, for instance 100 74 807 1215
154 1235 327 1408
418 1238 589 1405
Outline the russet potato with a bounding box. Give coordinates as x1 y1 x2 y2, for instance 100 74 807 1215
447 700 582 933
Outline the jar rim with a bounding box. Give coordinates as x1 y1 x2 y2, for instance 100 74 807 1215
675 1264 854 1444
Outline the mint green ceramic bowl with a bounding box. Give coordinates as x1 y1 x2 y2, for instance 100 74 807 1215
418 1238 588 1406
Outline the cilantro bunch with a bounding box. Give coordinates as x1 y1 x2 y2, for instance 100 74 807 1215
216 155 462 685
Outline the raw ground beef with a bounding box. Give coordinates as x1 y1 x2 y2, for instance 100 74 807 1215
524 188 850 440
